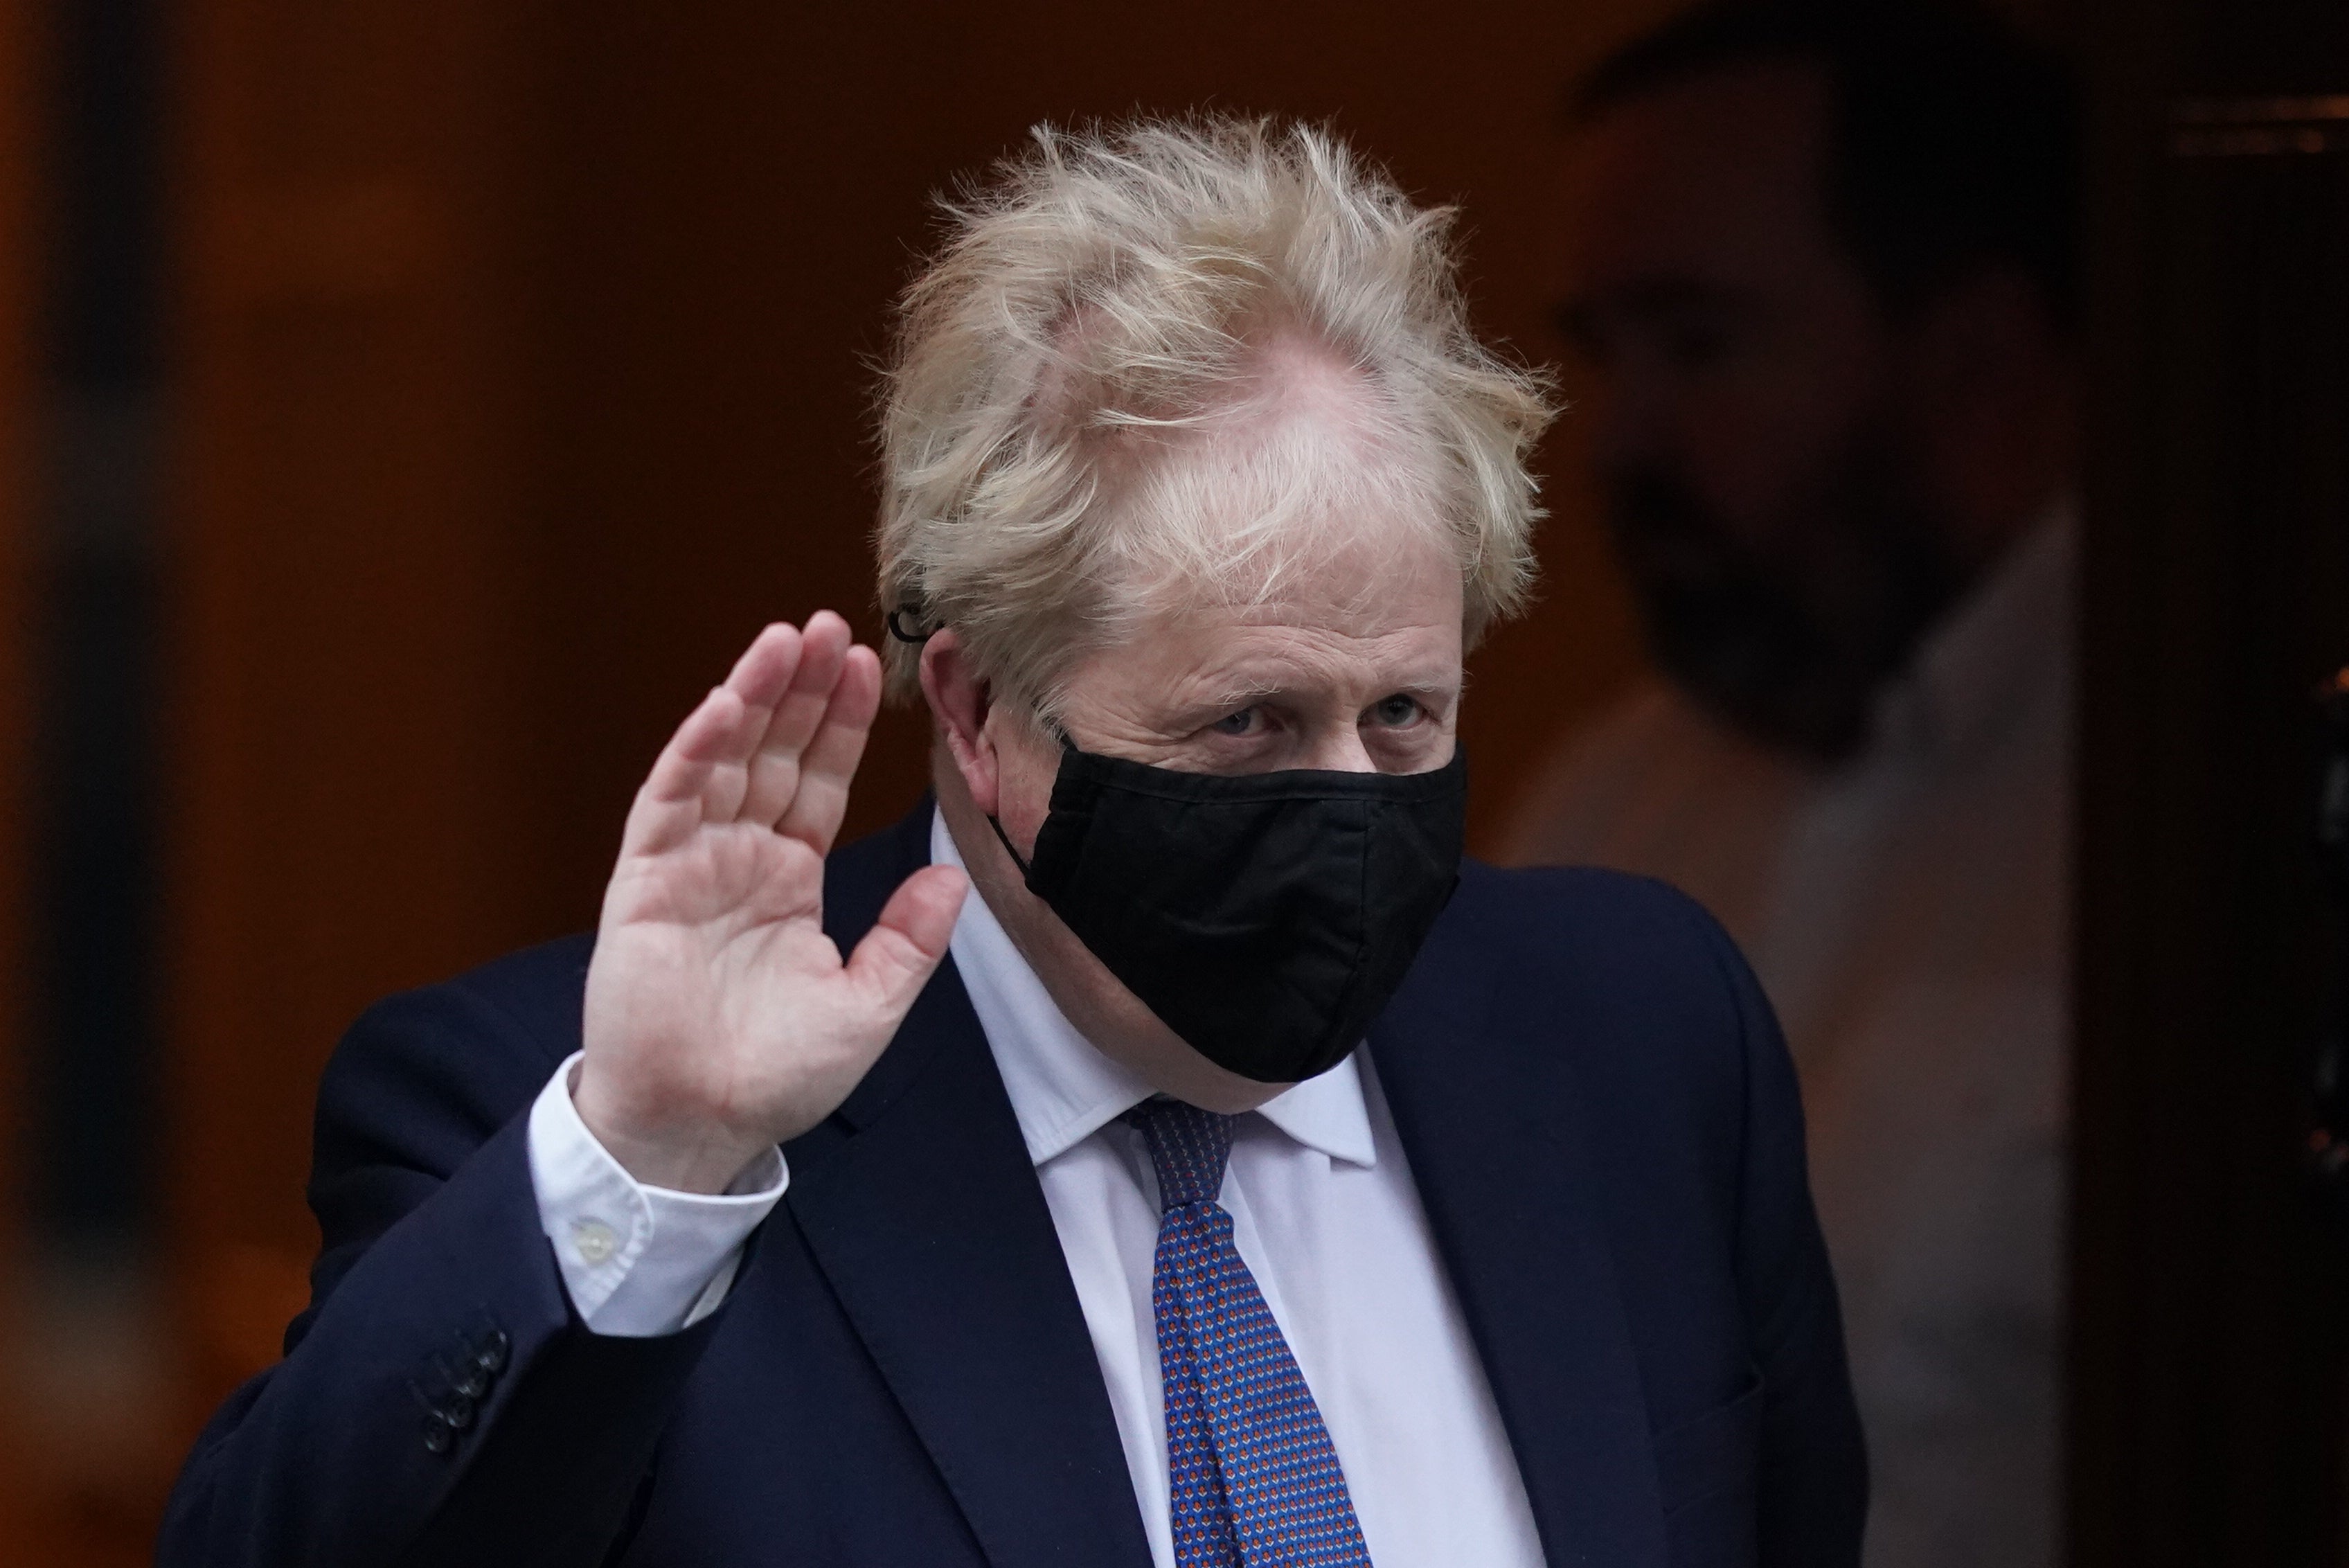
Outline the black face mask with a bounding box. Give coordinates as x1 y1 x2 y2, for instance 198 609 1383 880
990 737 1467 1084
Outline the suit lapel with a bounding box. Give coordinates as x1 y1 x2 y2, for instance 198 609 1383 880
785 803 1154 1568
1369 875 1670 1568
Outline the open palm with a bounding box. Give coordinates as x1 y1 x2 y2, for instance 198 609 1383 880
575 613 967 1193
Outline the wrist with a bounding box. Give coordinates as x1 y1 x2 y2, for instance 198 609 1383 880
571 1062 772 1195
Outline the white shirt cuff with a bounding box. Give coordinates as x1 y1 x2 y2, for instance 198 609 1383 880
524 1051 787 1337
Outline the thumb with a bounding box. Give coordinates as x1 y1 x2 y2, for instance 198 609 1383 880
843 864 969 1019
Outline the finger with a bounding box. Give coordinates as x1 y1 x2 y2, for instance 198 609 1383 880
621 620 803 856
670 622 807 826
723 621 806 705
775 643 882 856
843 864 968 1019
708 623 807 774
738 611 854 826
618 684 750 858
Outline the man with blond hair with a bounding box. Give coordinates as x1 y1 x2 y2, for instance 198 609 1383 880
162 118 1865 1568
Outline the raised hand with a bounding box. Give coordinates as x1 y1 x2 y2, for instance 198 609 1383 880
573 612 967 1193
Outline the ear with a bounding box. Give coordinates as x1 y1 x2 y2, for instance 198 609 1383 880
919 629 1003 816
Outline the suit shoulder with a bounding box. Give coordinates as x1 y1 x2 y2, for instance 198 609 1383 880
313 801 934 1152
355 932 597 1067
436 932 599 1045
313 934 596 1164
1434 860 1764 1111
1451 858 1733 972
1381 860 1773 1245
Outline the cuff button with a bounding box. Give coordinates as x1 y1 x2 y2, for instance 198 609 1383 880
422 1413 455 1455
572 1219 618 1265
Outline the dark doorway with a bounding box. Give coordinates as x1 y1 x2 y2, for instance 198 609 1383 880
2071 1 2349 1562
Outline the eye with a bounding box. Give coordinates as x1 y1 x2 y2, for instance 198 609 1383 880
1211 707 1260 736
1368 694 1424 728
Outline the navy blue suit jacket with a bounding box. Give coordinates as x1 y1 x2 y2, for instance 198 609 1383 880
161 801 1865 1567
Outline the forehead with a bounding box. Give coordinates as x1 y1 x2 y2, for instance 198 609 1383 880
1099 335 1453 617
1562 60 1844 298
1058 324 1468 702
1078 519 1465 706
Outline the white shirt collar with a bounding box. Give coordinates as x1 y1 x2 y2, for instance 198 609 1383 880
930 807 1378 1172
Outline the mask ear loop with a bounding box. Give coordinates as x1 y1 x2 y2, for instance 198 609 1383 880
895 604 1069 876
984 720 1076 880
987 814 1033 878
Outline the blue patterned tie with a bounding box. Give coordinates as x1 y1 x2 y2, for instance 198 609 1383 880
1125 1096 1375 1568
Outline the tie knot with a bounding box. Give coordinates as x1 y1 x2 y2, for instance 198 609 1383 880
1123 1098 1236 1212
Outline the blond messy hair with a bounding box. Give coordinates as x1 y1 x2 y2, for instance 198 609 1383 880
874 116 1556 713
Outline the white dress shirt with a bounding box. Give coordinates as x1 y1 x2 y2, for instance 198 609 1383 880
526 1055 786 1336
1504 508 2075 1568
526 807 1548 1568
929 811 1546 1568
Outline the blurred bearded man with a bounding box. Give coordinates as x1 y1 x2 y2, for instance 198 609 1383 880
161 118 1864 1568
1506 6 2079 1567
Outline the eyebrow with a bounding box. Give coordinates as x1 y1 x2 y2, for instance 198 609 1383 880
1199 668 1463 710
